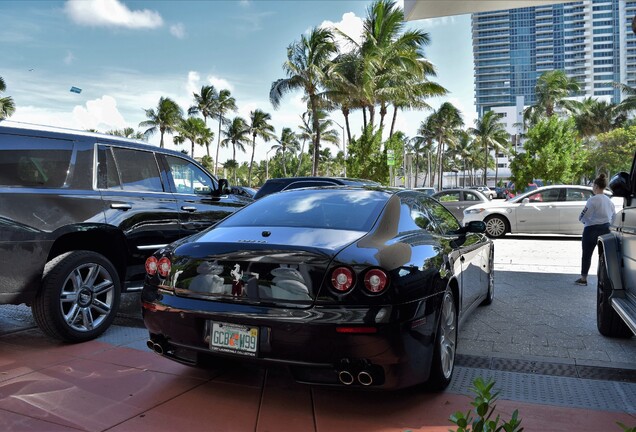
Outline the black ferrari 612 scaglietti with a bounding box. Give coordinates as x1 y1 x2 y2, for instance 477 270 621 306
142 186 494 390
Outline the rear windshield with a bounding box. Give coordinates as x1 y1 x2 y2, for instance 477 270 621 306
220 189 388 231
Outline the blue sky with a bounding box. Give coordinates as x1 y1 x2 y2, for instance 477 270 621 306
1 0 474 164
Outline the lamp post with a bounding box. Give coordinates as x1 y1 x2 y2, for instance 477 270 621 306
332 120 346 177
266 147 275 180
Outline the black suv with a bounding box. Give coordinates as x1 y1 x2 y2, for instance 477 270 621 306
0 122 250 342
253 176 380 200
597 160 636 338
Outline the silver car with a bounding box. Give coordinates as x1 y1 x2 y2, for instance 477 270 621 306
463 185 621 238
432 188 489 223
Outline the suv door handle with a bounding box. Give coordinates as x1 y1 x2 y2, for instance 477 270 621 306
110 203 132 210
181 206 197 212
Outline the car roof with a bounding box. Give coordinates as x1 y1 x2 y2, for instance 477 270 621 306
433 188 488 197
253 176 380 199
0 120 193 160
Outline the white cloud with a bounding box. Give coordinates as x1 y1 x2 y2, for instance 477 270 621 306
207 75 234 92
64 0 163 29
170 23 186 39
72 95 127 130
320 12 363 53
64 51 75 65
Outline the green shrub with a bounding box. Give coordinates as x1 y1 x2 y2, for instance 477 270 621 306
449 377 523 432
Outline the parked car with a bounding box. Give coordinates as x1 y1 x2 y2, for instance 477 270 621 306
597 167 636 338
413 186 437 196
142 186 494 390
463 185 621 238
230 185 257 199
432 188 489 223
493 186 506 199
0 122 250 342
253 176 380 199
468 185 495 200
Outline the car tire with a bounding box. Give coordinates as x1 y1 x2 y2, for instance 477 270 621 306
484 215 508 238
32 250 121 343
597 253 632 338
427 288 457 390
481 246 495 306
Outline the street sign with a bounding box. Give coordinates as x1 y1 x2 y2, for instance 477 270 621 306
387 149 395 166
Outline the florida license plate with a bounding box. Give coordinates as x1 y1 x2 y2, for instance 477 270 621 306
210 322 258 357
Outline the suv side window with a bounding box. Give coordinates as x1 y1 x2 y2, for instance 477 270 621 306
110 147 164 192
0 135 73 188
165 155 216 194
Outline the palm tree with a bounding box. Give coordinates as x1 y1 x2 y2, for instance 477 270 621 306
296 112 313 176
572 97 626 138
175 117 210 157
470 110 509 186
0 76 16 120
270 27 337 176
247 109 275 187
105 127 146 140
221 117 250 184
428 103 463 190
270 127 300 177
614 82 636 114
139 97 183 148
213 89 238 176
188 85 218 157
523 70 581 126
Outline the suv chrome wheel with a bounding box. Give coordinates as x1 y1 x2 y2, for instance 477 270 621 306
33 251 121 343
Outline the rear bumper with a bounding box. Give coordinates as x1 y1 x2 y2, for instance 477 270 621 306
141 287 442 390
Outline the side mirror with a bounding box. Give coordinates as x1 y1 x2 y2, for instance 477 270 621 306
465 220 486 234
610 172 631 198
522 198 530 204
457 220 486 235
215 178 230 196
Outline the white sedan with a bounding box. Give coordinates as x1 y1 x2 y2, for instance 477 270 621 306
463 185 622 238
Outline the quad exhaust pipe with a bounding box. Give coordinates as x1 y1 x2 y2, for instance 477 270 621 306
357 371 373 386
146 339 165 355
338 370 355 385
337 359 376 386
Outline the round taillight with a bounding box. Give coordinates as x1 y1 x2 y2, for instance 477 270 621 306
145 256 158 275
364 269 388 293
157 257 172 277
331 267 354 292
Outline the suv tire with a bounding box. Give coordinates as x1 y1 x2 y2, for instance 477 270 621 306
597 253 632 338
32 251 121 343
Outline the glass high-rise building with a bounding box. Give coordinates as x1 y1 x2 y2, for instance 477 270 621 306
473 0 636 118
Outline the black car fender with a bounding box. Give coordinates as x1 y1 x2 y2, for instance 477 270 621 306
47 223 128 280
597 232 623 292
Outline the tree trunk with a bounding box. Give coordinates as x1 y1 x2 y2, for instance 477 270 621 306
248 135 256 187
389 105 398 139
483 141 488 185
310 96 321 176
343 108 352 144
215 118 222 176
296 139 306 176
379 103 387 132
414 153 420 188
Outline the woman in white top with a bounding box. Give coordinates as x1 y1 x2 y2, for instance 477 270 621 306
576 173 616 286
